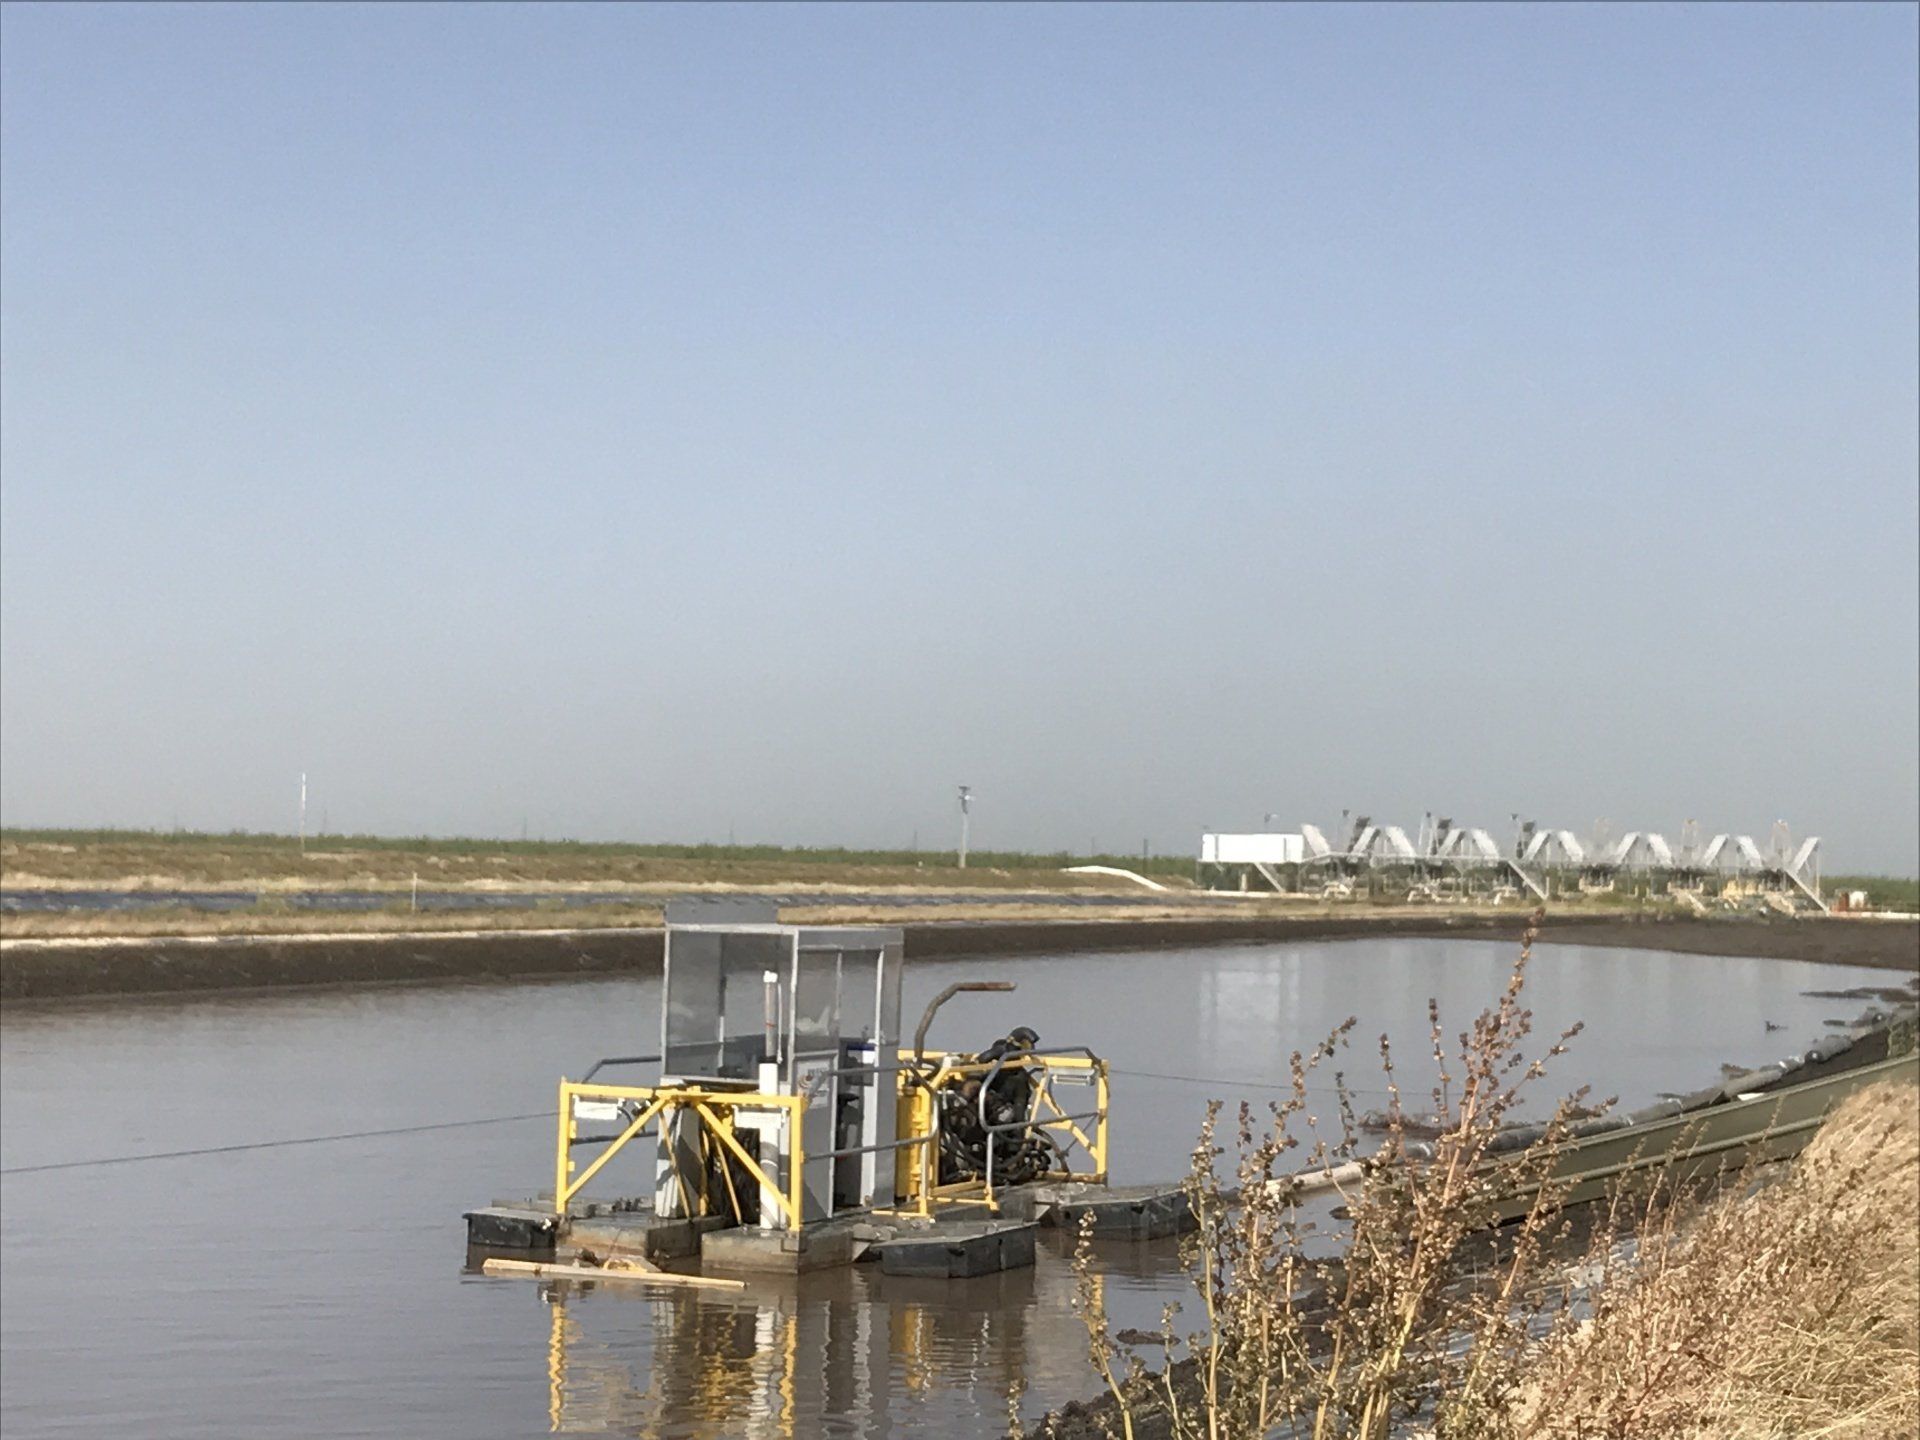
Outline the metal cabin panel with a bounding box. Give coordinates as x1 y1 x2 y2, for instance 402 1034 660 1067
663 926 795 1081
785 947 842 1224
661 927 725 1080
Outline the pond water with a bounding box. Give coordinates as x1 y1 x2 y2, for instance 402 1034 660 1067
0 938 1892 1438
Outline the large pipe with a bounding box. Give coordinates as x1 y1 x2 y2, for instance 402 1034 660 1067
912 981 1016 1066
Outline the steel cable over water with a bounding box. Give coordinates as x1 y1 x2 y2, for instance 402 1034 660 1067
2 1070 1401 1176
0 1111 552 1175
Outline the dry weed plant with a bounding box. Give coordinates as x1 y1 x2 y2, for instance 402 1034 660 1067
1065 910 1596 1439
1059 913 1920 1440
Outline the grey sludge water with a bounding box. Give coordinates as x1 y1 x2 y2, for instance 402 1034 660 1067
0 940 1892 1438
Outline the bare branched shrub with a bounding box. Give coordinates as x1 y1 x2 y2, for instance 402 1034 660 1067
1066 910 1595 1439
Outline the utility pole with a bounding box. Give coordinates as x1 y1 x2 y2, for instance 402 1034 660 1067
298 773 308 855
957 786 972 869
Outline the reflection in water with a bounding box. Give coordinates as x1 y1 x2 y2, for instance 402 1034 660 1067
542 1288 786 1438
536 1259 1081 1437
1199 958 1304 1073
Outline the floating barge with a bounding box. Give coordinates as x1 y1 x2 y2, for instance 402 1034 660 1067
467 902 1913 1289
465 901 1191 1280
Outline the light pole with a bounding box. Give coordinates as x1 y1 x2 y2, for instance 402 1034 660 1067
299 773 308 855
956 786 973 869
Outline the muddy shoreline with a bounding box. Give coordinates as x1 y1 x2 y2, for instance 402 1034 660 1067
1 912 1913 1005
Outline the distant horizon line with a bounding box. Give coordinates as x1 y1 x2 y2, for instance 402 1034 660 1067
0 824 1912 881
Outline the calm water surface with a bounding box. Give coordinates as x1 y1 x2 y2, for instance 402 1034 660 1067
0 939 1893 1438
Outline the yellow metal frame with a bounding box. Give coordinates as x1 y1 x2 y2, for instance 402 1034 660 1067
554 1080 808 1232
553 1049 1109 1231
890 1049 1109 1217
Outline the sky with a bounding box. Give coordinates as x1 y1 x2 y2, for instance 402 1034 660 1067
2 3 1916 872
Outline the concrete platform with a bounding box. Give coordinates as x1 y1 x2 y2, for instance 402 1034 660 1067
500 1191 649 1222
466 1197 733 1266
465 1184 1167 1278
701 1218 860 1274
567 1211 734 1265
871 1219 1037 1277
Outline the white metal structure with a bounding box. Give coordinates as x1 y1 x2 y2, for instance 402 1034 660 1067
1199 815 1826 910
1199 832 1308 892
1200 833 1307 865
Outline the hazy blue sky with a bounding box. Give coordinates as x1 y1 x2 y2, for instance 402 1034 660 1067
3 3 1916 871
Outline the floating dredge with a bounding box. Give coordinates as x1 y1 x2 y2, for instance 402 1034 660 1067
466 902 1191 1277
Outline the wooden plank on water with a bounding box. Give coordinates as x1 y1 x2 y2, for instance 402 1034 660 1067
480 1258 745 1291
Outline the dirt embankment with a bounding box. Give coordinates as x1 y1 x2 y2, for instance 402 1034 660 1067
1533 914 1920 970
1 912 1913 1004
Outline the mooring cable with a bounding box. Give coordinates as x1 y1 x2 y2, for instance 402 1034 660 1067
0 1110 551 1176
4 1072 1398 1177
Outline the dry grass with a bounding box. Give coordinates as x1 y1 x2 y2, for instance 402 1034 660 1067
1515 1079 1920 1440
0 832 1195 892
0 898 1321 942
0 829 1802 944
0 898 1586 944
0 905 666 942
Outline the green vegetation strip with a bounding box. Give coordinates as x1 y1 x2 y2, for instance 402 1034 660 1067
2 826 1196 877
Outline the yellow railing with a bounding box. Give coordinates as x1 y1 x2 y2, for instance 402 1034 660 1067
894 1049 1109 1213
554 1080 808 1232
554 1050 1109 1230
